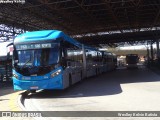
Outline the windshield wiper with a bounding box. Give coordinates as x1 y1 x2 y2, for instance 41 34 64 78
22 58 32 68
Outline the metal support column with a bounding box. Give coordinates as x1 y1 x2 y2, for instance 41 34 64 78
150 41 154 61
147 47 149 60
82 44 87 78
156 39 160 59
146 41 150 62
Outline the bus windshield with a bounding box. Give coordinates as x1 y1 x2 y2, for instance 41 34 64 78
15 45 59 67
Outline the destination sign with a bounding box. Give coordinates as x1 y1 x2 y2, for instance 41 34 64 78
16 43 57 50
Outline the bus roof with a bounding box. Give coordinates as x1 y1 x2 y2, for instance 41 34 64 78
101 51 113 55
126 54 138 56
14 30 97 51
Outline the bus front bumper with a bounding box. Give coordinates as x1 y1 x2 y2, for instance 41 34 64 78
12 75 63 91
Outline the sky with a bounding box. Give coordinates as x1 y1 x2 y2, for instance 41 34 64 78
0 42 12 56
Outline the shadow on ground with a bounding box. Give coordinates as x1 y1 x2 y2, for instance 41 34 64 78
27 65 160 99
118 65 160 83
28 70 123 99
0 81 15 96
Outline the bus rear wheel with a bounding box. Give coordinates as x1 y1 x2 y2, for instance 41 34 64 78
69 74 72 86
80 71 83 82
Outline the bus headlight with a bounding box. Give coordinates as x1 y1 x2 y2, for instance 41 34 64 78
13 73 18 79
51 69 61 78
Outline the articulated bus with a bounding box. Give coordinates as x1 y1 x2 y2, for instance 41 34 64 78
10 30 116 92
126 54 139 69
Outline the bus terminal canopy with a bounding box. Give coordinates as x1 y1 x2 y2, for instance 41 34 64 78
1 0 160 44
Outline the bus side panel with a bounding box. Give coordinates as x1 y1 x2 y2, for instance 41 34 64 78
86 66 96 77
62 66 82 88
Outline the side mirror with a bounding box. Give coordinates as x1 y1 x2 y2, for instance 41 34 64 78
7 52 10 60
14 62 17 66
60 57 67 68
6 42 13 60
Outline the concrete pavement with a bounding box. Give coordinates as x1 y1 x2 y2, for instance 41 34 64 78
0 82 34 120
24 66 160 120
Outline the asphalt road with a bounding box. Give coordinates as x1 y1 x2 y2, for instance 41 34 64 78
24 65 160 120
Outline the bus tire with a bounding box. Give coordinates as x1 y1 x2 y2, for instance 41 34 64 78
69 74 72 86
96 68 98 75
80 71 83 82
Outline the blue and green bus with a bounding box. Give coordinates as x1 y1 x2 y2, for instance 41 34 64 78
10 30 116 92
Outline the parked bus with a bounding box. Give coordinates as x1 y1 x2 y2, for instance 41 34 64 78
126 54 139 69
0 58 12 81
0 42 13 81
9 30 116 92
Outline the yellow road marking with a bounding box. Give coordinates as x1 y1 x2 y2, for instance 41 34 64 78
8 91 23 111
